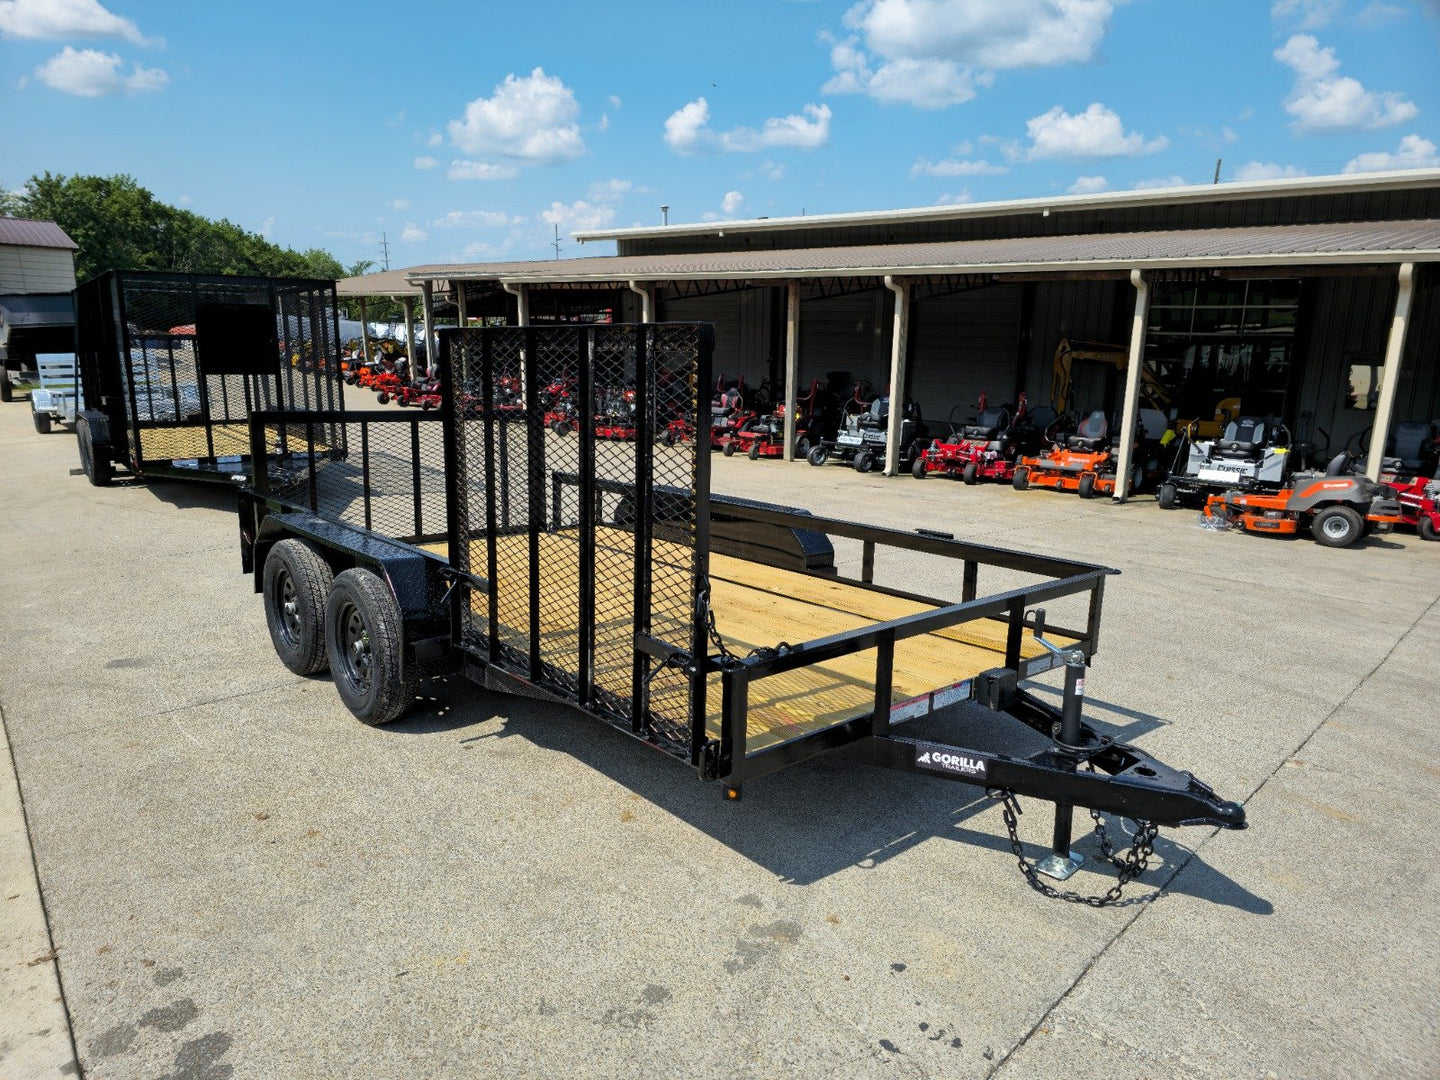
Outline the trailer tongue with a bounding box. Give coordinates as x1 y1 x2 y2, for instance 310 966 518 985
237 323 1244 905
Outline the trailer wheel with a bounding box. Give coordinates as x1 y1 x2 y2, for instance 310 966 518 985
1012 466 1029 491
264 540 335 675
807 445 828 467
0 373 11 402
748 442 761 461
723 440 736 457
76 416 112 487
1312 505 1364 548
912 457 927 479
1418 515 1438 541
325 568 415 725
33 410 52 434
854 451 874 473
1157 482 1178 510
962 462 979 486
1077 473 1097 499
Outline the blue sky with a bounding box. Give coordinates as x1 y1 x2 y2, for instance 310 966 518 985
3 0 1438 268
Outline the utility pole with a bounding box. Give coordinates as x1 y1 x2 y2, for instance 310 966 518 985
380 232 391 271
1214 158 1222 185
551 224 563 260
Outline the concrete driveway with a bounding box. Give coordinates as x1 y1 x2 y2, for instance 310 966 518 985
0 402 1435 1079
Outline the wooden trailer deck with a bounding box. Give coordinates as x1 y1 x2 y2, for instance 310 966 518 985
427 528 1065 753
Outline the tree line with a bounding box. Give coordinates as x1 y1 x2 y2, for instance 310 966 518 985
2 173 367 285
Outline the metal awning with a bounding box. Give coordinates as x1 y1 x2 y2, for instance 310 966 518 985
335 269 425 297
403 219 1440 290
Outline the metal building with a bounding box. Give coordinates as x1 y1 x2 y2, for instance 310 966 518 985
0 218 78 401
344 169 1440 491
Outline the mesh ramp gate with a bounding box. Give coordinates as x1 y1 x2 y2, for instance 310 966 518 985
444 324 713 760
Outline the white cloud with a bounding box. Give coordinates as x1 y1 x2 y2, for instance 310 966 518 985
824 0 1113 108
1355 2 1407 27
1343 133 1440 172
426 132 442 147
1021 103 1167 159
663 97 831 153
1274 35 1416 131
1232 161 1308 181
431 209 514 229
401 223 428 243
910 156 1007 177
1131 175 1189 190
608 94 622 109
0 0 147 43
1270 0 1341 29
34 47 166 96
935 191 973 205
447 160 520 181
177 194 191 206
588 178 632 200
414 156 439 170
446 67 585 164
760 159 786 180
721 190 744 215
388 198 411 211
541 199 615 232
260 217 275 238
1068 174 1108 194
598 114 609 132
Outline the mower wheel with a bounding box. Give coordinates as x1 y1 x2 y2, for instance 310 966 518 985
795 436 811 459
1012 466 1029 491
962 462 978 486
1157 482 1178 510
264 539 334 676
33 410 52 434
1077 473 1097 499
854 451 875 473
1418 515 1438 541
377 391 390 405
723 440 736 457
912 458 927 479
662 428 676 446
748 442 760 461
421 399 435 411
807 445 828 467
1313 505 1364 548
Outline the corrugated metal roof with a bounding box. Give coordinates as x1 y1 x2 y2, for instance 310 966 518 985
405 219 1440 287
0 218 78 250
575 168 1440 244
335 268 427 297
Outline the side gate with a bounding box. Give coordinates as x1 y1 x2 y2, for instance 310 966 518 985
442 324 715 762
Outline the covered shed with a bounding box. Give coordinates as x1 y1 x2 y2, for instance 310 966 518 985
0 217 78 400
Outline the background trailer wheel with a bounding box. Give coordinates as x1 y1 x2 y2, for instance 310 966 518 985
1312 504 1364 548
324 568 415 725
263 539 335 675
32 410 52 434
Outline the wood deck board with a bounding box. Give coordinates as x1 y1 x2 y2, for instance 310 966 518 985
137 423 250 460
424 528 1055 751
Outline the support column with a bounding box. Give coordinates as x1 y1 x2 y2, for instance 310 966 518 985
358 297 370 365
420 280 435 378
1111 269 1150 503
456 284 468 327
882 275 910 476
503 282 530 326
627 280 654 322
1366 262 1415 481
782 283 800 462
400 295 415 372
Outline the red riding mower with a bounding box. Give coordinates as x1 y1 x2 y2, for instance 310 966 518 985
542 376 579 434
711 376 768 454
371 370 405 404
395 378 443 410
595 383 639 440
725 378 838 460
913 393 1057 483
1378 418 1440 541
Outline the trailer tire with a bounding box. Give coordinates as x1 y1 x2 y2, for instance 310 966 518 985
807 445 828 467
854 451 874 473
1012 466 1029 491
33 410 52 434
0 374 11 402
1312 505 1363 548
76 416 112 487
1077 473 1097 499
723 440 736 457
962 462 978 485
748 442 761 460
1157 482 1178 510
325 568 415 725
1418 515 1438 541
264 540 334 675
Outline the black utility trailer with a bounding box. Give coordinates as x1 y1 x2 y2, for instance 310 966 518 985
236 324 1244 901
73 270 344 486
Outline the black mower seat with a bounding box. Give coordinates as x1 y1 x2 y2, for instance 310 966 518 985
859 397 890 428
1066 411 1109 451
963 407 1009 440
1215 416 1269 457
1387 420 1434 473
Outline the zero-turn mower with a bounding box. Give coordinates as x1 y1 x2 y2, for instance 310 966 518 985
912 393 1057 484
1013 409 1168 498
808 382 929 473
725 378 838 460
1157 415 1292 510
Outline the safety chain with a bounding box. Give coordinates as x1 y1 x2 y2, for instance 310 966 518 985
988 788 1161 908
696 577 791 665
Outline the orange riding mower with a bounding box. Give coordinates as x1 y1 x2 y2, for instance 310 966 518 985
1202 473 1404 548
1011 409 1170 498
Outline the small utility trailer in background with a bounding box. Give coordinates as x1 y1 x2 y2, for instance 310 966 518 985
29 353 82 433
236 324 1245 903
73 270 344 486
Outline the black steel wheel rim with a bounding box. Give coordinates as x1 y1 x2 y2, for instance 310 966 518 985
338 602 373 691
277 571 301 647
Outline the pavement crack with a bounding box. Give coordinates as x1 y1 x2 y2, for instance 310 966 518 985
986 586 1440 1079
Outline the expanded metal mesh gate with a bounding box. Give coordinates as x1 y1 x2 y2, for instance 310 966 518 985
76 271 344 470
444 324 713 759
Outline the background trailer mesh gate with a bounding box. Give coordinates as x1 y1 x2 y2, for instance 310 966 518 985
445 324 712 759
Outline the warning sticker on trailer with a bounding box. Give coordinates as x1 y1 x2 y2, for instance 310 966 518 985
913 742 989 781
931 680 972 710
889 694 931 723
